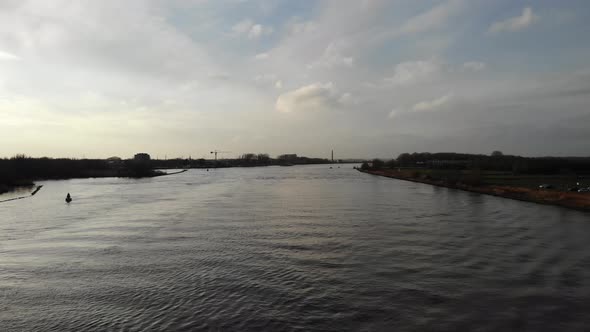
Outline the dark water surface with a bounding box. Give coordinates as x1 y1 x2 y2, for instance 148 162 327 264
1 165 589 331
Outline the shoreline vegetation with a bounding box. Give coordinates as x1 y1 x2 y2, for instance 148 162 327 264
358 152 590 212
0 153 351 195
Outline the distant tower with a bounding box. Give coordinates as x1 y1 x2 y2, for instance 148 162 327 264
331 150 334 162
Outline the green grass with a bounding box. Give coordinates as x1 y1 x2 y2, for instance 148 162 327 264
389 168 588 191
482 174 586 190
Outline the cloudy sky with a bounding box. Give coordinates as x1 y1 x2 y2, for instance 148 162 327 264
1 0 589 159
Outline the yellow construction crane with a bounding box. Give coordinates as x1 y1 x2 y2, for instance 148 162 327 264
210 150 230 160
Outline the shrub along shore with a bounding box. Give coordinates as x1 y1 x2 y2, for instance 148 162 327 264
359 167 590 212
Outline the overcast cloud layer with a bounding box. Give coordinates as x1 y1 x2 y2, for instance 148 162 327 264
1 0 589 159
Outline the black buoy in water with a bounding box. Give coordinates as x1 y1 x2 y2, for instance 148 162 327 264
65 193 72 203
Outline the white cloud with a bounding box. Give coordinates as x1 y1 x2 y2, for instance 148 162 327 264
462 61 487 71
385 59 441 86
412 94 453 111
388 109 400 119
254 52 269 60
249 24 273 39
339 92 356 105
232 19 253 34
232 19 273 39
208 73 230 80
308 42 354 69
275 82 346 113
489 7 538 34
287 20 316 35
0 50 20 61
254 73 277 84
0 1 588 158
399 0 465 35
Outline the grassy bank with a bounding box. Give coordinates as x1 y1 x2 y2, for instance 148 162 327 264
381 168 587 190
361 168 590 212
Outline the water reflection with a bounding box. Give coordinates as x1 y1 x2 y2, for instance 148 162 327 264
1 165 589 331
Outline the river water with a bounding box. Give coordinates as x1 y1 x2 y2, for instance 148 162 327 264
1 165 589 331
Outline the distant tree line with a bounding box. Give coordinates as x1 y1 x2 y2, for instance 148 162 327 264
1 153 336 192
151 153 332 169
0 155 163 192
0 155 108 183
363 152 590 175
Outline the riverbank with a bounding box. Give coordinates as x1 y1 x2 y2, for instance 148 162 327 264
0 185 43 203
361 169 590 212
152 169 187 177
0 169 186 196
0 181 34 195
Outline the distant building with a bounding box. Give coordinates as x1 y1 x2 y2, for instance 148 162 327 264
134 153 151 162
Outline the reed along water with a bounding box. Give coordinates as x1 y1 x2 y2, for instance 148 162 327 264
1 164 589 331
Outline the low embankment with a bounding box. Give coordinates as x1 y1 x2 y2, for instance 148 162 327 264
0 185 43 203
361 169 590 212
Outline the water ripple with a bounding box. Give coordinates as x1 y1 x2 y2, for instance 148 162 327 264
1 166 590 331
